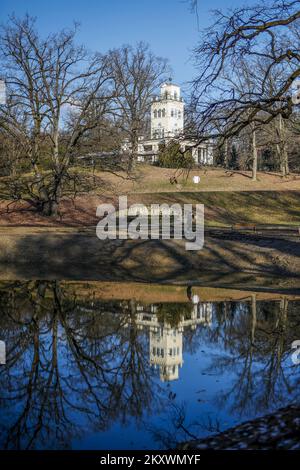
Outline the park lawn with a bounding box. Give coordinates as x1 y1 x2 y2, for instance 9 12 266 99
1 166 300 227
93 165 300 193
93 166 300 226
2 165 300 196
0 190 299 227
131 191 300 227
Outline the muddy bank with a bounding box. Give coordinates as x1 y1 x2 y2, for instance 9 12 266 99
179 405 300 450
0 227 299 292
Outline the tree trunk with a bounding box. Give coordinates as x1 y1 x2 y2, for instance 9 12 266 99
251 294 257 345
38 177 61 217
128 135 138 172
224 139 229 168
278 114 289 177
252 128 258 181
43 200 59 217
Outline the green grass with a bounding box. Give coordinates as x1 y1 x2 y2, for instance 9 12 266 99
134 191 300 227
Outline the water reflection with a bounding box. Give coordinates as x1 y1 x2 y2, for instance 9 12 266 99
0 281 299 450
132 301 212 381
0 341 5 365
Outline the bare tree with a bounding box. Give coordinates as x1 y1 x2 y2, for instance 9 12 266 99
0 15 114 215
108 43 169 171
191 0 300 173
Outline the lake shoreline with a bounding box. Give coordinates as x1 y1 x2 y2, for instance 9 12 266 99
0 227 299 293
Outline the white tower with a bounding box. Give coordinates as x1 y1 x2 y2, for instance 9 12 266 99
151 80 184 140
150 324 183 382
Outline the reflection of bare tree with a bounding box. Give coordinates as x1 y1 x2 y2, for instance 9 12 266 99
1 285 300 450
108 299 155 421
205 298 300 417
150 298 300 448
0 282 162 449
147 401 199 449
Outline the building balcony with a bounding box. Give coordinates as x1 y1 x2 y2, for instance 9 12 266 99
152 95 184 102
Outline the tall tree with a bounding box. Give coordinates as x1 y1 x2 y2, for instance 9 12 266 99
108 43 169 171
0 15 114 215
191 0 300 170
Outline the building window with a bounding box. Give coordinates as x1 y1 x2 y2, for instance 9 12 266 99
154 110 157 118
158 109 161 118
162 108 165 117
178 110 181 119
171 109 174 117
174 92 178 100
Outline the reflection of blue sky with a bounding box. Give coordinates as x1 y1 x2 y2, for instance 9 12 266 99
1 300 300 450
73 322 300 449
70 341 263 449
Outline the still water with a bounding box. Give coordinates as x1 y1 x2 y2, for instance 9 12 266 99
0 281 299 450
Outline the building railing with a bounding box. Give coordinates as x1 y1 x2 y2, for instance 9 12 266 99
152 95 184 102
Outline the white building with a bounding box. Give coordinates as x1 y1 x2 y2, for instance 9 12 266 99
127 79 214 165
128 301 213 382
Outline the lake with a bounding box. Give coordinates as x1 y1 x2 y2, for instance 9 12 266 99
0 281 299 450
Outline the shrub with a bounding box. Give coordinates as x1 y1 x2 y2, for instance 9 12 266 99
158 140 194 168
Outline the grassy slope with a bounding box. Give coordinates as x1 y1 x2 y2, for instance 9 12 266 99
99 166 300 226
135 191 300 226
0 190 299 227
94 165 300 192
1 167 300 227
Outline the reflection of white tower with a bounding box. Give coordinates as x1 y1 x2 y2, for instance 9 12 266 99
150 324 183 382
192 302 213 327
0 341 6 365
124 301 213 382
151 81 184 139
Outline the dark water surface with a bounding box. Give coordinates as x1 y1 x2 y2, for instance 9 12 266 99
0 281 299 450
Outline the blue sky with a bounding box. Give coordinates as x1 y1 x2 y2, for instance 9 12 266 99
1 0 249 87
